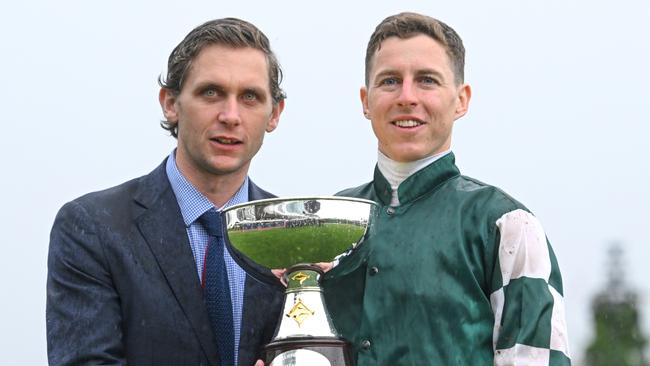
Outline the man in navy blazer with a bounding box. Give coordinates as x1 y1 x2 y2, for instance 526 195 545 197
47 18 286 366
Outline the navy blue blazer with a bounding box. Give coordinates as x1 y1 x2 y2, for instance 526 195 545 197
47 159 284 366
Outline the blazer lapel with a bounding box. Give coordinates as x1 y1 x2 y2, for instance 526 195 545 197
134 161 220 366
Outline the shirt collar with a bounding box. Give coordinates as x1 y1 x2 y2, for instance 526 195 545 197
165 150 249 227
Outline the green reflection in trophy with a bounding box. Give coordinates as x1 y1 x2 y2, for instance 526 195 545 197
223 197 378 366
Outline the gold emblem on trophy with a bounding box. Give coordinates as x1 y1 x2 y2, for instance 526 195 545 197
287 298 315 327
291 272 311 285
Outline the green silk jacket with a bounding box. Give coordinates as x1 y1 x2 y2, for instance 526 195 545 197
323 153 571 365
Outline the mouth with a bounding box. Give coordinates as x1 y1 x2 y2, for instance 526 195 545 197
211 137 242 145
391 119 424 128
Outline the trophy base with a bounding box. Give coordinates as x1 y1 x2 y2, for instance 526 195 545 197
264 337 354 366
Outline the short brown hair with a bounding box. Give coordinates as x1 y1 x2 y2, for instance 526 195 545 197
158 18 286 137
365 12 465 86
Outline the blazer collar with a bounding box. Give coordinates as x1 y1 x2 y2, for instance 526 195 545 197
247 179 274 202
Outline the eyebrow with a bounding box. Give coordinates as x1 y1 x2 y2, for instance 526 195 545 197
372 69 399 82
194 82 224 93
415 68 445 79
242 86 265 96
372 68 446 82
194 82 268 97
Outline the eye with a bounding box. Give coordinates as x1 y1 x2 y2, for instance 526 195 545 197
419 76 439 85
202 88 218 97
379 77 399 86
243 91 257 101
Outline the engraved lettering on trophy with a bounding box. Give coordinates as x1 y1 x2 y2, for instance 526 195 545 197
291 271 311 285
280 351 296 366
286 297 315 326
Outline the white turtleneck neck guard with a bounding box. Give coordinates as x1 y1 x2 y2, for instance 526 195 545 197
377 149 451 207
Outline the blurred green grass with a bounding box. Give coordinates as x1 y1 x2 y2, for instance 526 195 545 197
228 223 365 268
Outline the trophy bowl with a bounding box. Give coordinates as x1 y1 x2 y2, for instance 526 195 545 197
222 196 378 366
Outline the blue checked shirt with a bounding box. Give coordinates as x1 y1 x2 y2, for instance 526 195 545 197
166 150 248 365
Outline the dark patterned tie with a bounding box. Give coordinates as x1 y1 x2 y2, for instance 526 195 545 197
198 210 235 366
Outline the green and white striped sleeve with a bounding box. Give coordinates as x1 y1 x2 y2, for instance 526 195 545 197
490 209 571 365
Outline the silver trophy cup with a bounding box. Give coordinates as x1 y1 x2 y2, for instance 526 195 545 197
222 197 378 366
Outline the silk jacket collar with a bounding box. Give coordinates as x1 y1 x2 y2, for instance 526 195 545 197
373 152 461 206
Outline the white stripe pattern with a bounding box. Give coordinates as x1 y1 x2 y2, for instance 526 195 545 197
491 209 571 364
494 344 550 366
496 209 551 286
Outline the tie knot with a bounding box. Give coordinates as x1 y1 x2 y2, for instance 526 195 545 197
198 210 223 238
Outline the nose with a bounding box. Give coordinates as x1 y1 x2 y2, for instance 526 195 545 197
217 96 241 126
396 79 417 107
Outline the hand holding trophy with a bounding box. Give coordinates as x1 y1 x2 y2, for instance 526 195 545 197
222 197 378 366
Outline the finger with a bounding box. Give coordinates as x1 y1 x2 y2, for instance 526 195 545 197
271 268 288 287
315 262 334 272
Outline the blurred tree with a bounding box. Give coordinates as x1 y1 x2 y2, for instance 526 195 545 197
585 244 648 366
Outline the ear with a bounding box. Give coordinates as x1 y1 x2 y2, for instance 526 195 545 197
453 83 472 121
159 88 179 122
266 99 285 133
360 86 370 120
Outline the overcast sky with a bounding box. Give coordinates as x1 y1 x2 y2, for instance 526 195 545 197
2 0 649 364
